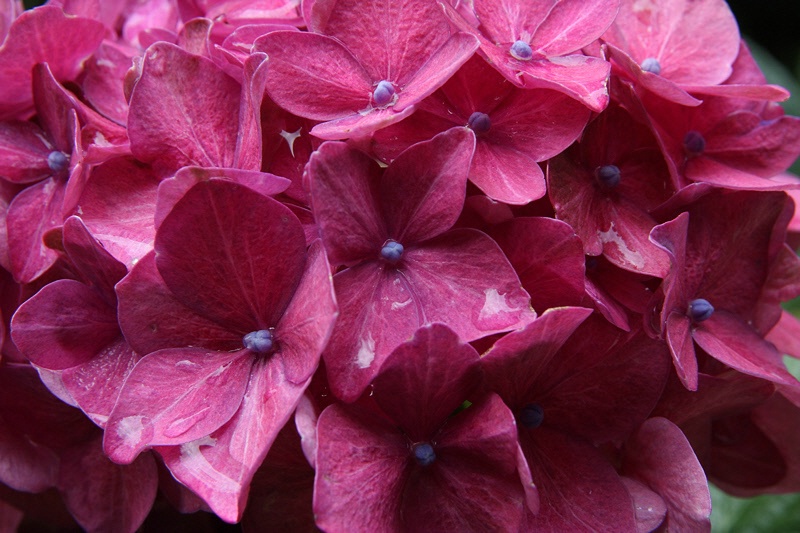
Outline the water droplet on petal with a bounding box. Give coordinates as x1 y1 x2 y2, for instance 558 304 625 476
468 111 491 134
688 298 714 323
683 131 706 156
47 151 69 172
640 57 662 75
412 442 436 466
380 240 404 263
594 165 621 188
510 40 533 61
518 403 544 428
373 80 396 107
243 329 274 353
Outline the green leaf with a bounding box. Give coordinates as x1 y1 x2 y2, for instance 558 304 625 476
711 484 800 532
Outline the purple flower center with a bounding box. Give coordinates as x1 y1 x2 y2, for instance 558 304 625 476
688 298 714 323
518 403 544 428
243 329 274 353
683 131 706 156
509 40 533 61
412 442 436 466
47 151 69 172
594 165 621 188
373 80 396 107
640 57 662 75
380 239 404 263
468 112 492 134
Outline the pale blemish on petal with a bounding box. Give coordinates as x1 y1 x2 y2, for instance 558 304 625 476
356 333 376 369
479 289 517 320
116 415 146 448
391 298 412 311
598 222 645 269
179 436 240 494
279 128 302 158
176 359 198 369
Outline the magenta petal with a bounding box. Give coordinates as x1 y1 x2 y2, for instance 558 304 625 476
313 404 408 533
623 417 711 532
128 42 241 174
373 324 482 441
256 31 372 120
309 105 417 140
6 177 65 283
693 311 798 386
0 415 59 492
621 477 667 533
393 32 479 111
58 436 157 533
235 53 269 171
0 121 51 184
159 356 309 523
11 279 119 370
381 127 475 243
155 179 306 331
401 230 534 337
76 157 161 269
275 240 337 384
472 142 546 204
666 312 699 391
116 251 239 356
521 427 637 532
308 142 387 266
103 348 253 464
403 394 529 532
0 6 105 119
61 216 127 302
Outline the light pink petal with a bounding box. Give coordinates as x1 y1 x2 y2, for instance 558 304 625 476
623 417 711 532
103 347 253 464
621 477 667 533
256 31 372 121
528 0 619 56
128 42 241 174
381 127 476 243
155 179 306 331
308 105 417 140
159 355 310 523
10 279 119 370
58 436 157 533
471 142 545 204
61 339 139 427
603 0 739 86
307 142 387 266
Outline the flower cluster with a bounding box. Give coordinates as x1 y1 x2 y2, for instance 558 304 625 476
2 0 800 531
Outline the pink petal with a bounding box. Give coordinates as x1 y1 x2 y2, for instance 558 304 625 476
381 127 475 243
372 324 482 441
623 417 711 532
159 355 310 523
256 31 372 121
308 142 387 266
58 436 157 533
103 347 253 464
10 279 119 370
666 311 699 391
128 42 241 174
155 179 306 331
0 120 52 184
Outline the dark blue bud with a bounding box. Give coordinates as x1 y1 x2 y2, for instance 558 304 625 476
683 131 706 156
594 165 621 188
468 111 491 134
519 403 544 428
380 240 404 263
510 40 533 61
243 329 274 353
47 151 69 172
640 57 662 75
688 298 714 323
373 80 396 106
412 442 436 466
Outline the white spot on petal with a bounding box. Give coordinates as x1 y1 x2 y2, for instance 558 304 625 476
598 221 645 269
279 128 302 158
116 415 146 447
356 333 376 369
391 298 412 311
479 289 517 320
